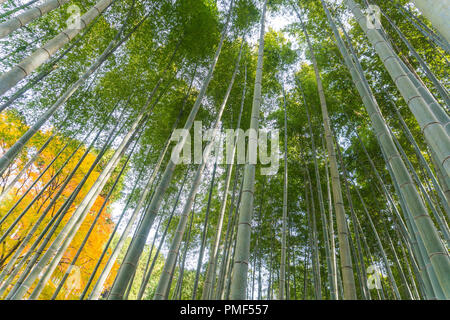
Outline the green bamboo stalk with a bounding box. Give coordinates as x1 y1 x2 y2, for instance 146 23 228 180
279 83 289 300
0 1 137 176
293 2 356 299
0 122 85 231
384 226 414 299
0 0 40 20
108 1 235 299
0 5 105 114
411 0 450 44
323 137 338 299
191 188 212 300
216 169 243 299
201 39 245 300
353 183 402 299
334 137 370 299
172 205 195 300
344 0 450 183
305 167 322 299
224 175 243 300
10 111 144 300
0 117 68 203
50 137 136 299
0 121 102 294
387 97 450 217
394 2 450 54
229 0 268 300
367 133 436 299
380 138 446 299
28 120 146 300
297 80 336 299
326 1 450 298
4 111 127 299
79 146 151 299
387 124 450 242
214 63 247 299
154 41 242 298
0 0 72 39
135 180 189 300
0 0 116 96
378 6 450 106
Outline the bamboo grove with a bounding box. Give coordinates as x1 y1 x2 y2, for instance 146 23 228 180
0 0 448 300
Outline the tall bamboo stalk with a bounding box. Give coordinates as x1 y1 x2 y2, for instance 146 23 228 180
394 2 450 54
325 0 450 298
0 7 104 114
88 91 184 299
0 0 72 39
305 168 322 299
4 111 127 299
0 0 116 96
344 0 450 183
216 168 243 299
108 1 235 299
213 64 247 300
136 169 191 300
0 119 109 295
229 0 268 300
0 117 68 203
173 204 195 300
377 6 450 106
293 2 357 299
192 188 212 299
51 137 136 299
323 136 338 299
297 80 336 299
154 39 243 300
10 110 145 299
79 145 152 299
201 39 244 300
0 1 138 176
411 0 450 44
0 0 40 20
279 83 289 300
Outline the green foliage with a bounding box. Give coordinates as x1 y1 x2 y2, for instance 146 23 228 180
0 0 448 300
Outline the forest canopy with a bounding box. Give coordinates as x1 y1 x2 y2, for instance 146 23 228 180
0 0 449 301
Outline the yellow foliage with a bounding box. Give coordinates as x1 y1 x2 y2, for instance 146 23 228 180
0 112 119 300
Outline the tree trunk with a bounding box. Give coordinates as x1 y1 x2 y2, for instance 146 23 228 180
4 112 125 299
297 79 336 299
51 139 134 299
229 0 268 300
0 0 115 96
279 83 289 300
0 0 72 39
293 3 357 299
108 0 235 299
378 6 450 106
202 40 244 300
0 2 137 176
10 110 145 300
325 0 450 298
216 168 243 299
79 146 151 299
154 40 242 299
412 0 450 44
344 0 450 183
